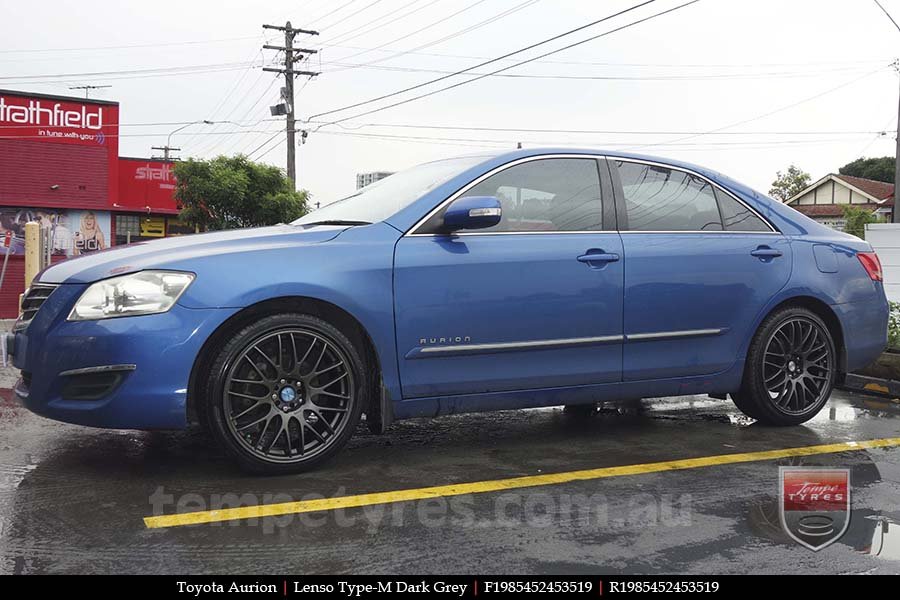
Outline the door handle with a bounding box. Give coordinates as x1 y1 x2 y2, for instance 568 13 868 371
750 246 782 259
577 251 620 264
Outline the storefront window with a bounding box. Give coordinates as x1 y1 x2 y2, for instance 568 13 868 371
115 214 142 245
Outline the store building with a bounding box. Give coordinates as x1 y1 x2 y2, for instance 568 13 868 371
0 89 186 317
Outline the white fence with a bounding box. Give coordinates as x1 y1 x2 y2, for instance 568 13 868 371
867 223 900 302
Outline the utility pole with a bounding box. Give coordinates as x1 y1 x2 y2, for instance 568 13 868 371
69 85 111 99
262 21 319 188
894 60 900 223
151 145 180 161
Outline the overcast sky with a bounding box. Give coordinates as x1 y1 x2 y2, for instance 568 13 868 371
3 0 900 205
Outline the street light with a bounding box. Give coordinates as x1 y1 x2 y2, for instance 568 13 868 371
167 119 215 151
153 120 215 160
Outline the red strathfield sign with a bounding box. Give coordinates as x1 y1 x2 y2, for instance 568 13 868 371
779 467 850 551
0 92 117 147
116 158 180 214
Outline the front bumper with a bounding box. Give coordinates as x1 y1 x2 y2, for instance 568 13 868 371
10 283 237 429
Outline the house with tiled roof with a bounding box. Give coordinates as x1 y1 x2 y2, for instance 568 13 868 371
784 173 894 231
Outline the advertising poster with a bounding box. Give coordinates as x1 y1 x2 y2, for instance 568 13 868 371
0 207 111 256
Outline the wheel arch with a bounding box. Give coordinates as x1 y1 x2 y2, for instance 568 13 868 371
753 295 847 376
187 296 388 428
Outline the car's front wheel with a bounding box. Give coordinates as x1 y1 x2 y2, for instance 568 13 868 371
202 313 366 474
732 307 836 426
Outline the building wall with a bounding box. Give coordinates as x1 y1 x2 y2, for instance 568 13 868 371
866 223 900 302
794 178 870 206
0 90 187 318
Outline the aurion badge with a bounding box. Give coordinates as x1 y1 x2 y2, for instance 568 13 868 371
779 467 850 551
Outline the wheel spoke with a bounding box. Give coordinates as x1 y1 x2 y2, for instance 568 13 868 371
251 345 280 374
243 355 268 381
224 327 356 464
231 377 268 386
315 390 351 400
314 361 343 377
228 389 269 401
236 409 272 432
315 371 348 391
233 401 266 421
310 344 328 374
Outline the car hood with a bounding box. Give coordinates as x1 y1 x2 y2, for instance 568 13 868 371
37 224 347 285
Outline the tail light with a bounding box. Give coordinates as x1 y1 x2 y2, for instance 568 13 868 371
857 251 883 282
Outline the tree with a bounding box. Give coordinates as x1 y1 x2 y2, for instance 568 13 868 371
769 165 811 202
842 204 881 239
173 155 309 231
839 156 895 183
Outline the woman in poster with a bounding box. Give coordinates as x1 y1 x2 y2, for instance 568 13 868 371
73 211 106 255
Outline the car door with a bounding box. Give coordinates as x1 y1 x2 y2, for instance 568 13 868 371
393 155 624 399
610 158 792 381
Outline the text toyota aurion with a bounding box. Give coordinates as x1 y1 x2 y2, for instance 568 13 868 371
9 149 888 473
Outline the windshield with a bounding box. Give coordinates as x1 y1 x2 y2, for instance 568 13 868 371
293 156 485 226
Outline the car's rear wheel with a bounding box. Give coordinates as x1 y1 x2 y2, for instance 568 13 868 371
732 307 836 426
203 313 365 474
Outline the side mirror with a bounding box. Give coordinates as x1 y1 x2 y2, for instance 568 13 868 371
442 196 502 231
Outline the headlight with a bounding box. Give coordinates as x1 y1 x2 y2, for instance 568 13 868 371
68 270 195 321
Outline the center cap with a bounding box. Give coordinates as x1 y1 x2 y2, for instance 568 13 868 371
788 360 797 373
280 386 297 403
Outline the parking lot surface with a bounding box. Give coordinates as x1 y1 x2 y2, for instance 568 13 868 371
1 364 899 574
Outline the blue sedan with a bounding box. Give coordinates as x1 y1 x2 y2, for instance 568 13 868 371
9 148 889 473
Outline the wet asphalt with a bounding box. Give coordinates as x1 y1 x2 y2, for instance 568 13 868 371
1 374 899 574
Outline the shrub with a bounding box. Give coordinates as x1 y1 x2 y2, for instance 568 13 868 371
889 302 900 350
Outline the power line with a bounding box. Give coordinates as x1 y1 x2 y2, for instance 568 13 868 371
246 131 285 158
318 0 440 48
874 0 900 33
311 0 703 125
180 42 267 150
328 0 537 71
307 0 360 26
344 0 542 71
315 0 387 31
322 43 893 69
0 35 261 54
629 65 892 150
0 60 267 82
318 61 876 81
309 0 659 121
322 0 494 65
309 121 887 136
315 129 874 150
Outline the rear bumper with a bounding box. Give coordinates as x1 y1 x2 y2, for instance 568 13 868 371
10 285 236 429
834 295 889 373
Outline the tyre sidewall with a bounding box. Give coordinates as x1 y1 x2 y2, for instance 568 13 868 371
203 313 367 474
742 307 836 426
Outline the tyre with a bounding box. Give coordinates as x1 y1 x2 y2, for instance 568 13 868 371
202 313 366 474
732 307 836 426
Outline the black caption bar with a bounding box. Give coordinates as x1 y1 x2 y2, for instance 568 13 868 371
2 575 877 596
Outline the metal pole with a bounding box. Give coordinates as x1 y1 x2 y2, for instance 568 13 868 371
0 238 12 291
894 68 900 223
284 21 297 187
23 222 40 289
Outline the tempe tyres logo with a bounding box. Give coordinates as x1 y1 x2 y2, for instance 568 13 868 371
779 467 850 551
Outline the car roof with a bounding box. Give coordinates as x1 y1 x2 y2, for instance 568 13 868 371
471 146 723 180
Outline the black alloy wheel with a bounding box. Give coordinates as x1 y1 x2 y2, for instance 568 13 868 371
733 307 836 426
203 313 366 473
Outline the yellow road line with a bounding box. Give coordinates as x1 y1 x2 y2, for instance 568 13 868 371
144 437 900 529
